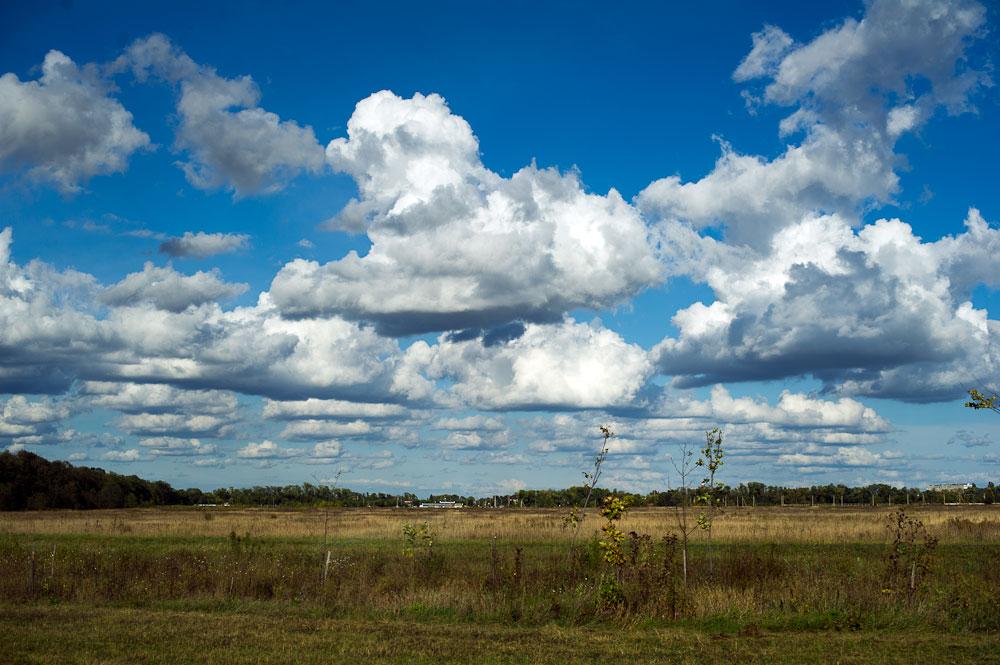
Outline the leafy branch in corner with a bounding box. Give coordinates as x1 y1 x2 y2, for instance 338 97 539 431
965 389 999 414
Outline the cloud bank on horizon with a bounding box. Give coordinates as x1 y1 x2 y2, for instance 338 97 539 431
0 0 997 493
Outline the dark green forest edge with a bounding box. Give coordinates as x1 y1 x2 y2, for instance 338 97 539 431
3 450 999 510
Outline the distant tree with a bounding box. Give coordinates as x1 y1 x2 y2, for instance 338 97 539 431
98 480 125 508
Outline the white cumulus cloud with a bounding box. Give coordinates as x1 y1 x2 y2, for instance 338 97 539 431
262 398 408 420
640 0 989 249
139 437 217 456
403 319 653 410
116 34 325 196
652 210 1000 401
158 232 250 259
279 419 374 441
269 90 662 335
100 263 247 311
237 440 303 459
0 50 150 192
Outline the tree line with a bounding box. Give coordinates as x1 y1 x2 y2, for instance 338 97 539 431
0 450 996 510
0 450 186 510
511 482 997 508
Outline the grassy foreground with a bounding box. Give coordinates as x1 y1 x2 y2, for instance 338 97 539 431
3 603 999 665
2 506 999 663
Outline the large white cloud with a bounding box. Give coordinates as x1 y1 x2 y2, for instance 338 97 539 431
639 129 898 249
82 381 238 416
279 419 374 440
116 34 325 196
0 50 150 192
0 395 75 447
269 91 662 335
652 210 1000 401
744 0 986 123
0 226 411 402
3 395 71 424
641 0 998 404
402 319 653 410
664 385 891 432
102 294 409 401
639 0 988 248
0 227 118 394
117 413 235 438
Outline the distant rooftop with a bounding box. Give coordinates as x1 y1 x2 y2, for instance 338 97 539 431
927 483 972 491
418 501 464 509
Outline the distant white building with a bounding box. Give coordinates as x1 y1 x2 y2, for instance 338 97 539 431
927 483 972 492
418 501 464 509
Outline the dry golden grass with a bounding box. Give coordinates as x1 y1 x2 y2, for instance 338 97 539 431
3 504 998 640
2 504 998 544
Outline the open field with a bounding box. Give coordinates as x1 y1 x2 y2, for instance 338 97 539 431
3 505 999 663
4 503 999 543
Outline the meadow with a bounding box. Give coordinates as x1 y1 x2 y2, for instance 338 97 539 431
2 504 999 663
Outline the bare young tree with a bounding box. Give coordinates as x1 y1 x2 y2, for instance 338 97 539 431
313 469 344 587
313 470 344 547
669 427 725 590
565 425 613 542
669 439 697 591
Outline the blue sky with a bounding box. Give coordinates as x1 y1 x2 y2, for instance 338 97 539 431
1 0 998 494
